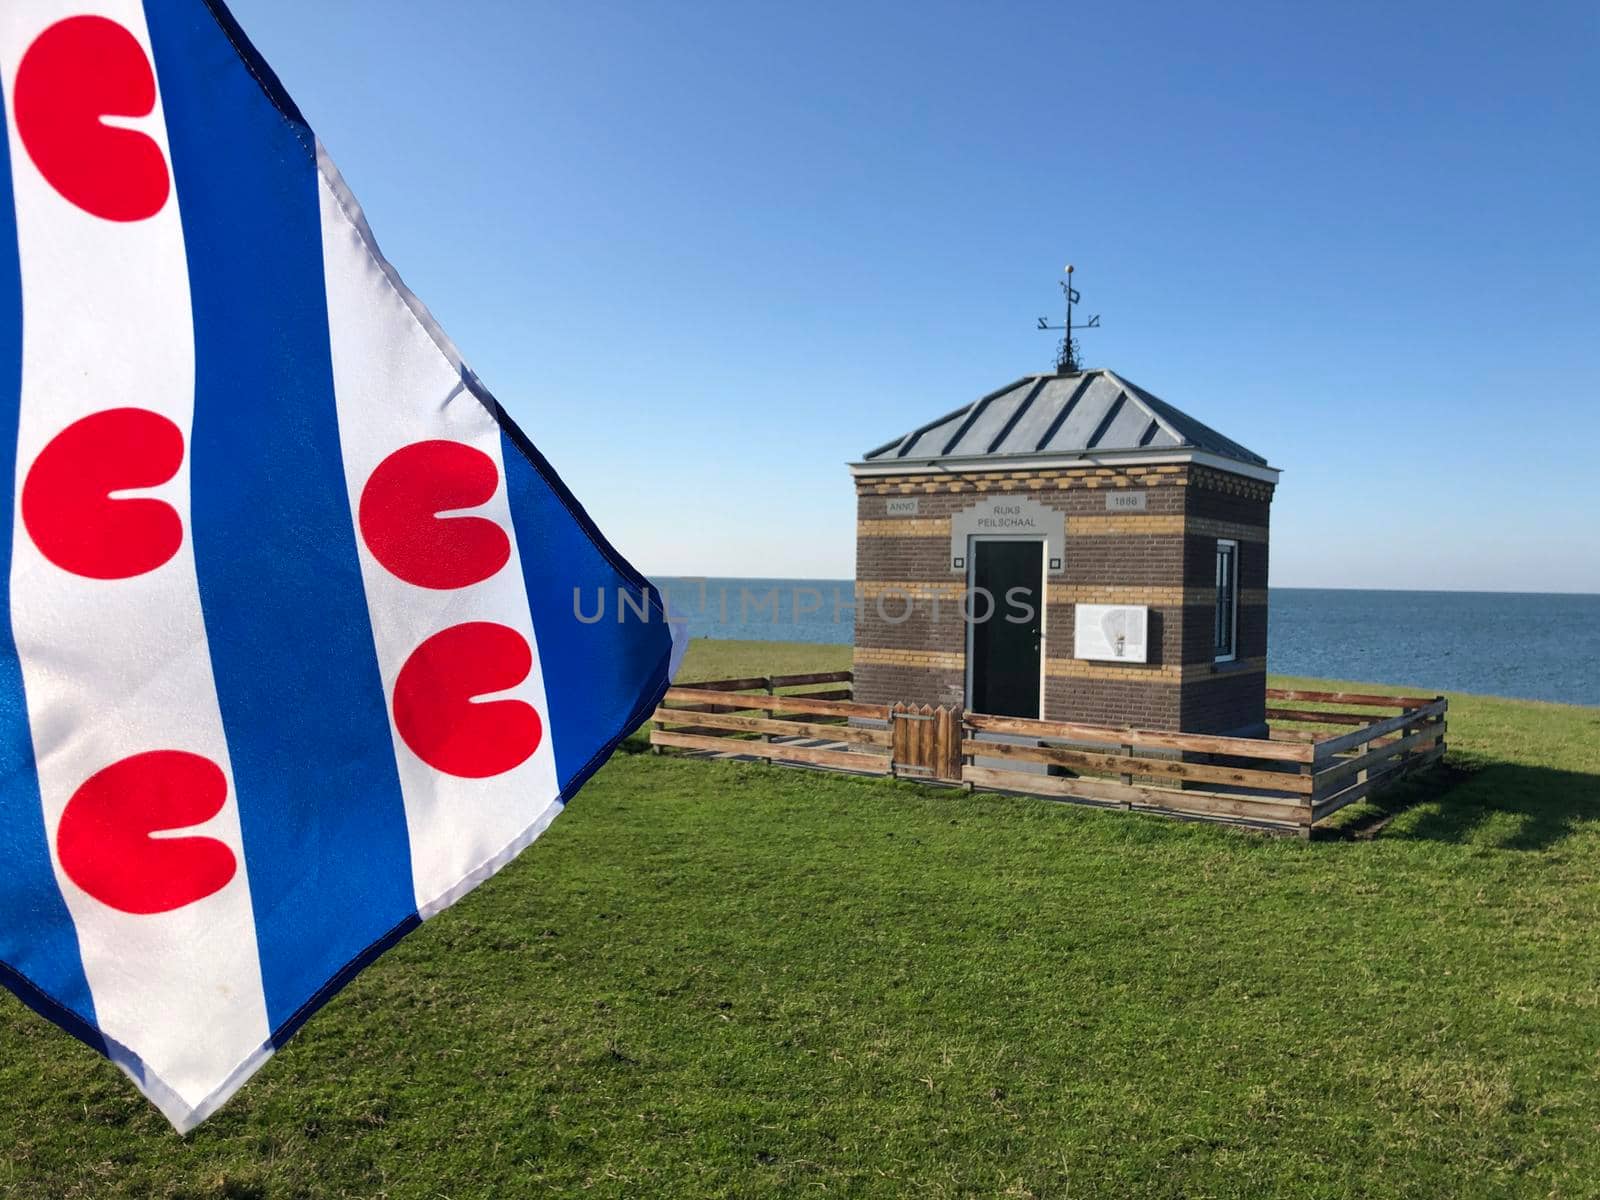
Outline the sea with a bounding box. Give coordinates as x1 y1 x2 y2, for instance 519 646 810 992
650 579 1600 708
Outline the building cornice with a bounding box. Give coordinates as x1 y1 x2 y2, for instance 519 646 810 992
847 448 1281 486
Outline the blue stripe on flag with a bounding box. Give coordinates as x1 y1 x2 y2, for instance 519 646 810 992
145 0 418 1037
0 103 100 1049
499 424 677 797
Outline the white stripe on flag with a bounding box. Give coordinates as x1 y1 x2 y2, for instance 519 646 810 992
316 146 564 918
0 0 269 1121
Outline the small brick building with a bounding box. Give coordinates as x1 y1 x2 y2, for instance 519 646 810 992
850 368 1278 736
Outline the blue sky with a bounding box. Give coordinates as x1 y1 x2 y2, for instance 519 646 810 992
232 0 1598 591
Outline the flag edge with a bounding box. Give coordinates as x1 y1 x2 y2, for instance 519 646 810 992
0 0 686 1131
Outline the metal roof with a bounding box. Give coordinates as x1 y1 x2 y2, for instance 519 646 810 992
858 369 1269 468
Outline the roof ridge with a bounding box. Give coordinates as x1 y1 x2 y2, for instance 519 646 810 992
857 367 1268 468
987 377 1050 454
877 376 1038 460
939 387 1000 456
1032 372 1097 451
1084 388 1128 450
1111 372 1266 465
1101 369 1185 446
882 400 975 459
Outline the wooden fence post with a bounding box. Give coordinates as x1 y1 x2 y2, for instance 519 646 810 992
919 704 934 777
960 709 975 791
934 706 961 782
896 704 908 780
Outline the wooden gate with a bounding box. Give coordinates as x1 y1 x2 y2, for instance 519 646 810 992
890 704 963 782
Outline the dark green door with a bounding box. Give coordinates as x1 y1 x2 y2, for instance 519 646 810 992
969 540 1043 717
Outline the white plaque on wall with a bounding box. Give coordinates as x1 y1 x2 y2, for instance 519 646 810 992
886 497 919 516
1073 603 1150 663
1105 491 1147 512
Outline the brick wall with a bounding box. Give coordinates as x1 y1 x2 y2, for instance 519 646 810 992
852 460 1274 734
1181 671 1267 735
1180 467 1273 733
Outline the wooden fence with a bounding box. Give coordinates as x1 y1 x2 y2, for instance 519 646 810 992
889 703 963 782
1266 687 1449 825
649 674 1447 836
651 672 892 775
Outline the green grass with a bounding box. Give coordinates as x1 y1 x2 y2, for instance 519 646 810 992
677 637 853 681
3 640 1599 1198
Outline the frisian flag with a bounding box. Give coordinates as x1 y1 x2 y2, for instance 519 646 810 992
0 0 684 1131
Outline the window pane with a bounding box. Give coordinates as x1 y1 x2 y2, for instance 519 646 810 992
1215 543 1236 658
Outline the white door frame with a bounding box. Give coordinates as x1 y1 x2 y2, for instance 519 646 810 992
963 534 1048 718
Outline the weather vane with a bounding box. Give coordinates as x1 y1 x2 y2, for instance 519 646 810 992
1036 264 1100 373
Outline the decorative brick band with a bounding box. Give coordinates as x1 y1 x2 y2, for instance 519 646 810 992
856 518 950 538
1045 584 1270 607
1065 514 1185 536
856 582 1269 611
1046 659 1181 682
862 464 1275 502
854 582 1271 612
1045 655 1267 682
1060 474 1179 491
1187 517 1269 543
863 464 1188 495
1191 465 1275 502
1047 584 1192 606
858 581 969 600
857 513 1266 545
1189 657 1268 678
854 647 964 671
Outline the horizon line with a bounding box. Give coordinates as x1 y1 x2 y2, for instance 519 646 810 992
642 576 1600 599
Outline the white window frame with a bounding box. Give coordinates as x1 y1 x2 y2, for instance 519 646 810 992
1214 538 1239 664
